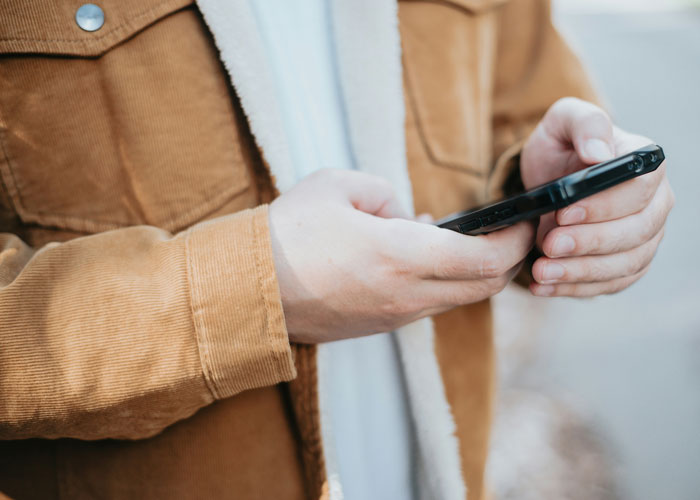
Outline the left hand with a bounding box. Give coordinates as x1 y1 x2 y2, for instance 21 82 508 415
520 97 674 297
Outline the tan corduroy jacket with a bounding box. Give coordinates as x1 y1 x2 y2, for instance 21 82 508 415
0 0 597 498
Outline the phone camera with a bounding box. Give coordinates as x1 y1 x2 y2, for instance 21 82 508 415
632 156 644 173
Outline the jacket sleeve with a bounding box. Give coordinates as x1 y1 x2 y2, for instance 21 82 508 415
0 205 295 440
487 0 602 200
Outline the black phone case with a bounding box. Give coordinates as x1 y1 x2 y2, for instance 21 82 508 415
436 144 665 235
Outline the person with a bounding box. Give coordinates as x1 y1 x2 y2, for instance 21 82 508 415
0 0 673 499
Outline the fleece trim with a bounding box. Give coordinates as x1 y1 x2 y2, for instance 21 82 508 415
195 1 467 498
328 2 466 499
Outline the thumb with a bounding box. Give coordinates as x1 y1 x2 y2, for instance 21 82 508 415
547 97 615 165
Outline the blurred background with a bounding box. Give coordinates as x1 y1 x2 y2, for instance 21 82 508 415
488 0 700 499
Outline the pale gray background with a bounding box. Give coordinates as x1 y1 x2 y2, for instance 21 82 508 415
492 1 700 499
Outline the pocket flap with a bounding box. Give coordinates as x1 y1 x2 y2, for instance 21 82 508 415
0 0 193 56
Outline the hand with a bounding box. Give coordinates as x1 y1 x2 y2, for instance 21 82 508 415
520 97 674 297
269 169 535 343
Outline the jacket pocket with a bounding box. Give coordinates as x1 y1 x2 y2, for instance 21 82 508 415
400 0 508 178
0 0 252 234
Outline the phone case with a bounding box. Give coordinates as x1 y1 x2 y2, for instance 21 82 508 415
437 144 665 235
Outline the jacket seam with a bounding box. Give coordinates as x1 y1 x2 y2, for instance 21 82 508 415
0 110 248 232
401 55 487 178
184 227 220 400
0 0 189 45
0 170 245 233
252 207 287 378
400 0 508 16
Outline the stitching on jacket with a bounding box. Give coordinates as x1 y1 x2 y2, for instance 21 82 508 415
17 178 244 233
0 123 23 218
0 123 247 233
0 121 16 212
184 228 219 400
402 0 507 16
252 207 285 377
0 1 189 45
0 0 250 234
401 55 486 178
0 171 12 213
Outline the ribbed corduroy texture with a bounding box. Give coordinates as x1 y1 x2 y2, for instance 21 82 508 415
0 205 295 441
0 0 602 497
186 205 296 399
0 3 296 442
0 0 192 55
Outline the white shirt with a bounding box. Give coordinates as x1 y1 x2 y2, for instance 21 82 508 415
251 1 416 499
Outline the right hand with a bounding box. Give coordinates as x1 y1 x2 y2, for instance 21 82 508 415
269 169 535 343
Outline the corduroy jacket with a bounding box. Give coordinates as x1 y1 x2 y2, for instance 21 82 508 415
0 0 597 498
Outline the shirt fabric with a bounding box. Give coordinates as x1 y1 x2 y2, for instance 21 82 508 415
251 1 416 499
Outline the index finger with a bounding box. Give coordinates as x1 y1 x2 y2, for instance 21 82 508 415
407 220 535 281
558 128 665 225
557 161 666 225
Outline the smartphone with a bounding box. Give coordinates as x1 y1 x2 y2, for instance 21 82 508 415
436 144 665 236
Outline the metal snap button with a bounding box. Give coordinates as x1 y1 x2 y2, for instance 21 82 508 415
75 4 105 32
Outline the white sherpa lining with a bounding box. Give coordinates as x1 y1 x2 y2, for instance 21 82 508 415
195 1 467 499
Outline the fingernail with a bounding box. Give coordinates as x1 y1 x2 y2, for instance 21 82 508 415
585 139 614 163
541 262 565 282
561 206 586 225
533 285 555 297
552 234 575 256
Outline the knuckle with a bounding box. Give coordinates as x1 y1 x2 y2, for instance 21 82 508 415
587 230 605 254
495 273 511 293
552 96 580 113
429 236 460 279
638 263 652 278
484 273 511 296
379 296 415 320
445 283 474 306
658 227 667 243
638 239 659 272
554 96 609 124
638 175 658 205
470 282 490 302
483 278 503 297
628 249 649 276
367 175 394 197
585 259 608 282
433 257 463 280
375 176 394 191
668 185 677 211
583 106 611 128
606 279 631 296
390 257 413 280
479 254 506 279
661 182 676 216
641 212 659 241
380 248 413 281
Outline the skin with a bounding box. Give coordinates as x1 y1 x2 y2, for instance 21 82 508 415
270 98 673 343
521 97 674 297
269 169 534 343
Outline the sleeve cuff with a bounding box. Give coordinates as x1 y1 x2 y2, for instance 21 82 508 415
184 205 296 400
